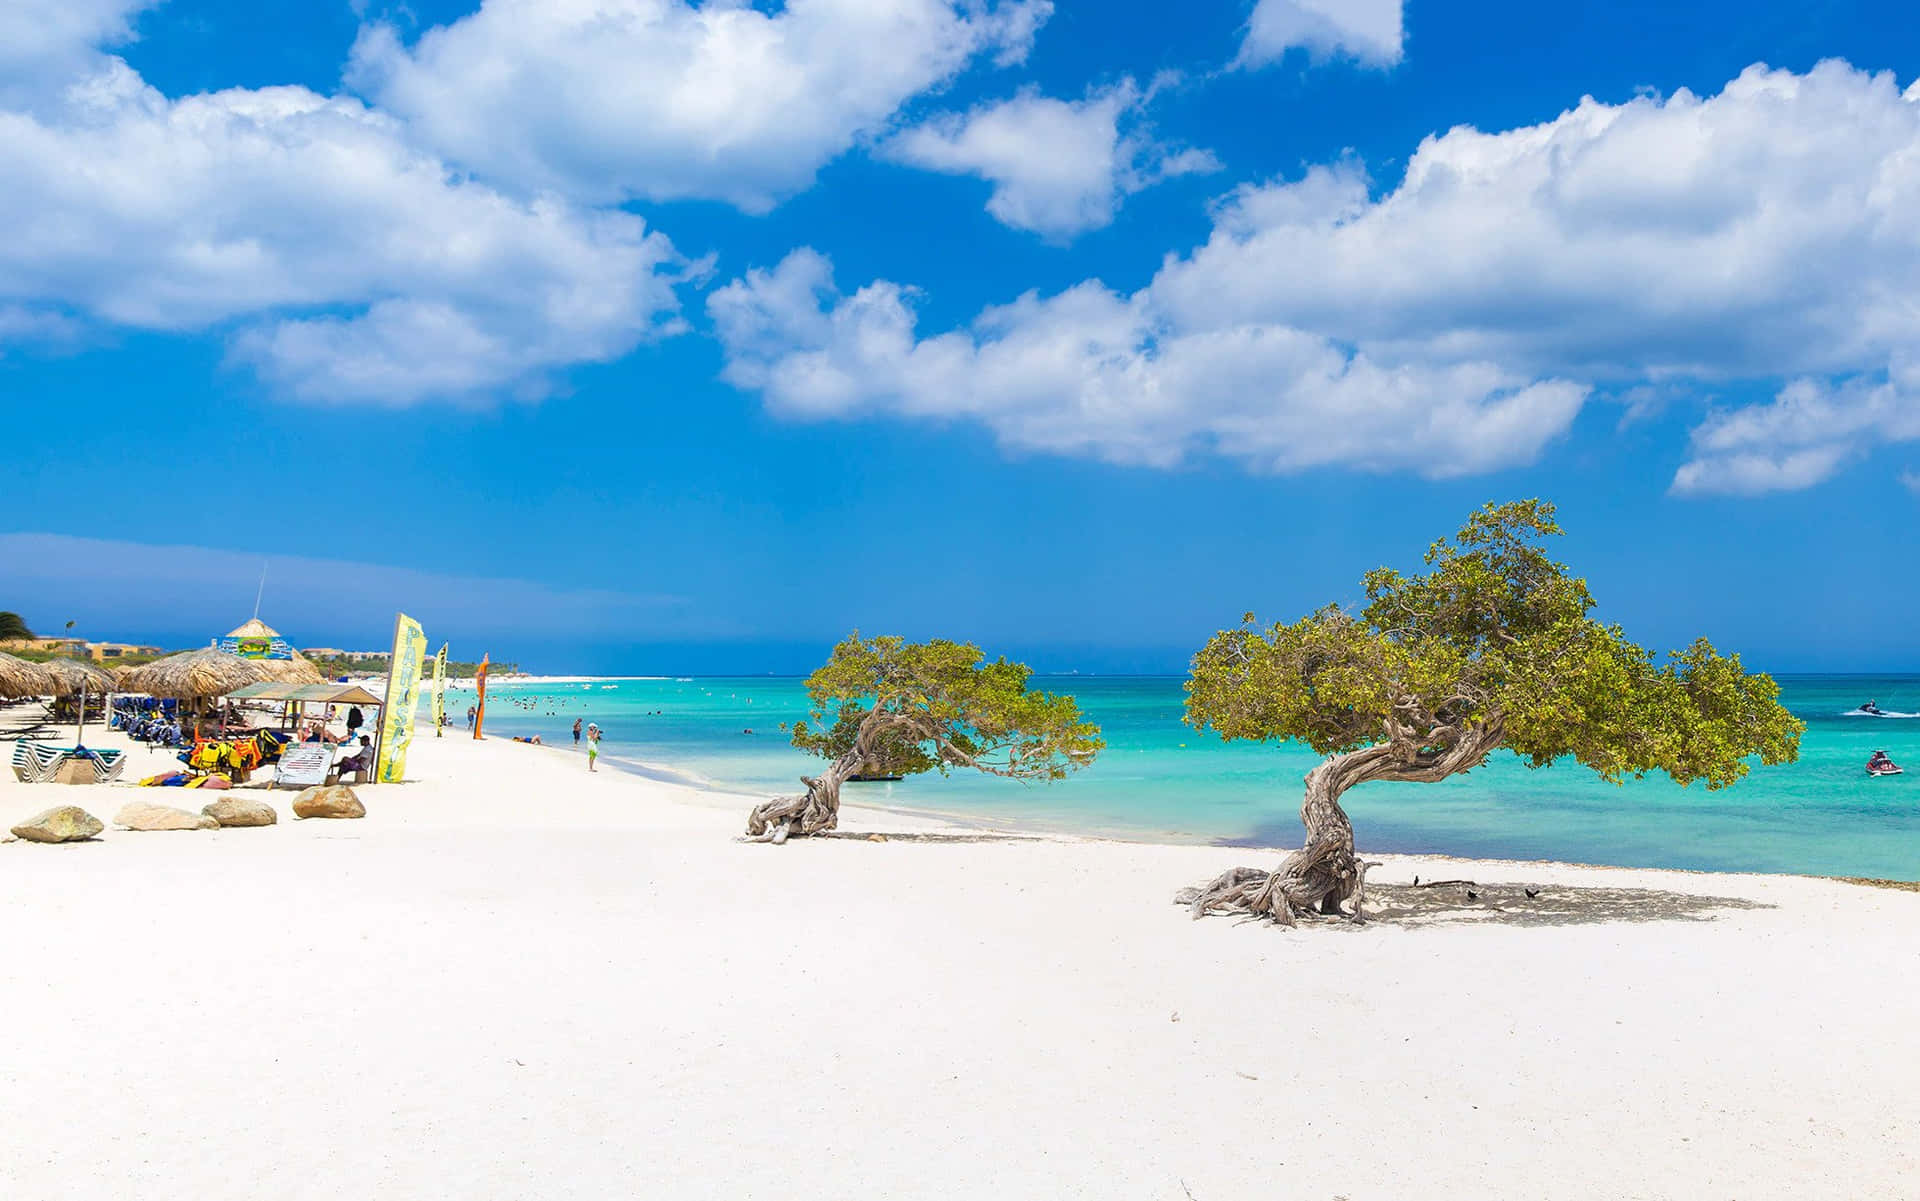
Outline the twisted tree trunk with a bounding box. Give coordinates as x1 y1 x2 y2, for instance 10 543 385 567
1178 717 1504 925
1175 753 1373 924
747 706 914 844
746 752 858 843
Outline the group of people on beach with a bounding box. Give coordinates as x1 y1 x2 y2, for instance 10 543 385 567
296 704 374 775
462 697 601 769
509 717 601 768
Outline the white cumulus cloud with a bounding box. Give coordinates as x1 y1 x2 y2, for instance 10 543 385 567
714 61 1920 489
1672 366 1920 496
709 247 1587 474
882 79 1220 238
1239 0 1405 68
349 0 1053 212
0 0 154 84
0 47 687 404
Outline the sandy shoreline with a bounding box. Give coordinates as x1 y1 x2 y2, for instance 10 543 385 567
3 712 1917 1198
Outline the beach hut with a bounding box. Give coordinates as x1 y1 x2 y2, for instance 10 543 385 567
220 617 322 685
225 617 279 643
0 649 56 699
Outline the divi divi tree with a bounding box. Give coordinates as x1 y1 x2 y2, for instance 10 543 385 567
1180 500 1804 925
748 634 1104 844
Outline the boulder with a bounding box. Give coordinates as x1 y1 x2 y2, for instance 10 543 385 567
114 801 219 832
10 806 105 843
201 796 278 828
292 785 365 820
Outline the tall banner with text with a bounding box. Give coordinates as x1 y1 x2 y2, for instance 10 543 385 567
473 654 490 740
376 613 427 783
431 642 448 737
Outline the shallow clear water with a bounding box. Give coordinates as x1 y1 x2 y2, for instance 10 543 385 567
450 674 1920 880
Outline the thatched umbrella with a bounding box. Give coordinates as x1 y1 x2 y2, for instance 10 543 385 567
255 650 324 686
42 657 117 697
0 650 55 699
117 647 269 699
119 648 273 740
41 656 119 746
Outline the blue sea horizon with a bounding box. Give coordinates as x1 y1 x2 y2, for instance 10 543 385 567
454 673 1920 881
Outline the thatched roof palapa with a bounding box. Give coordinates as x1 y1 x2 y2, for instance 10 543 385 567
220 617 319 683
0 650 57 699
253 650 324 686
116 647 271 699
41 657 119 696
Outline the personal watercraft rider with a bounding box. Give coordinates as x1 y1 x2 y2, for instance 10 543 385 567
1861 700 1886 715
1867 750 1899 774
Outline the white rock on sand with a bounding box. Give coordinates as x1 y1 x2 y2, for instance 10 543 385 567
114 801 219 831
0 718 1916 1199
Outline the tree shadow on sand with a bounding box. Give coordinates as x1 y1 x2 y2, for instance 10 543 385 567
1343 882 1773 930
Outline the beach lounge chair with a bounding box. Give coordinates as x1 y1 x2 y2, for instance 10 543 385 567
11 743 126 784
11 742 65 782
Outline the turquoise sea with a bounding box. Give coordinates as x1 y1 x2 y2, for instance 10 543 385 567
455 675 1920 881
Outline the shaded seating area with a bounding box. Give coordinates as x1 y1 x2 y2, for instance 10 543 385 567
4 648 129 786
225 681 386 731
221 682 387 787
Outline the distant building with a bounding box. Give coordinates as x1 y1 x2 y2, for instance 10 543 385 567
86 642 162 662
0 637 161 660
301 648 392 661
0 637 88 655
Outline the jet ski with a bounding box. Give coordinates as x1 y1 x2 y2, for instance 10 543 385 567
1858 700 1888 716
1867 752 1903 777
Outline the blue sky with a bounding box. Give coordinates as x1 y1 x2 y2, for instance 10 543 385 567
4 0 1919 674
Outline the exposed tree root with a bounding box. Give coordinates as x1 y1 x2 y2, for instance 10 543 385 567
745 771 845 844
1175 855 1376 925
1181 721 1505 926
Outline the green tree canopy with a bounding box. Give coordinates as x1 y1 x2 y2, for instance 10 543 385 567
1180 499 1804 924
0 611 35 641
748 633 1103 842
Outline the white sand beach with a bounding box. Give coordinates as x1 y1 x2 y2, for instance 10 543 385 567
3 718 1917 1200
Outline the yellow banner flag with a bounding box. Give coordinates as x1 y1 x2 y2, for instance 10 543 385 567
376 613 428 783
431 642 448 738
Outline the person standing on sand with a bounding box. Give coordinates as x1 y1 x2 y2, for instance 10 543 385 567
466 704 476 731
573 718 582 745
586 727 600 772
